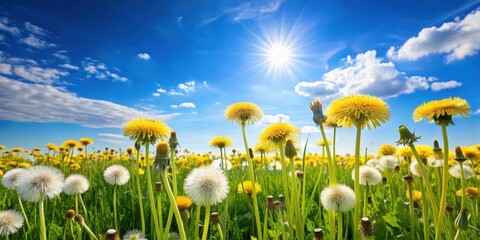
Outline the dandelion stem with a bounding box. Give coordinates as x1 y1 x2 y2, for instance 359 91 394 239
113 185 118 231
79 194 88 220
39 193 47 240
215 222 224 240
434 124 449 240
80 221 99 240
162 168 187 240
134 150 146 234
241 123 263 240
277 142 294 239
353 122 362 240
319 124 336 185
17 195 31 231
363 184 369 217
156 191 164 240
194 205 201 240
201 205 211 240
144 143 162 240
337 213 343 240
407 181 415 240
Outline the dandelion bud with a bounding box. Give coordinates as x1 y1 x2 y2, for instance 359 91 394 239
454 146 467 162
382 176 387 184
155 182 162 192
126 147 133 155
309 99 326 126
266 195 274 211
273 200 280 210
396 125 421 146
278 194 285 206
454 209 469 230
104 229 120 240
211 212 220 224
446 204 454 214
65 210 76 219
433 140 443 160
73 214 84 223
285 140 297 159
313 228 324 240
169 132 179 151
155 142 170 170
249 148 254 158
358 217 374 238
134 140 141 151
296 170 304 180
402 175 414 183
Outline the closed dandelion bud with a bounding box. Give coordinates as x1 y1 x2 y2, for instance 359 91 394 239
309 99 326 126
169 132 179 150
403 175 414 183
273 200 280 210
446 204 454 214
279 194 285 206
358 217 374 238
249 148 254 158
211 212 220 224
382 176 387 184
180 209 190 221
127 148 133 155
313 228 324 240
285 140 297 159
155 182 162 192
267 195 274 211
66 210 76 219
454 209 469 230
432 140 443 159
134 140 141 151
105 229 120 240
73 214 84 223
396 125 421 146
454 146 467 162
296 170 304 180
155 142 170 170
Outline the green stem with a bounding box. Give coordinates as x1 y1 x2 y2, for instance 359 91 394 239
80 221 99 240
420 183 428 240
39 193 47 240
328 211 335 240
277 142 294 239
263 207 269 240
113 185 118 231
363 184 369 217
241 123 263 240
135 150 146 234
170 147 178 197
157 191 164 240
215 223 224 240
145 143 162 239
201 205 211 240
407 181 416 240
17 195 31 231
319 124 336 185
289 156 303 239
459 162 467 210
79 194 88 220
75 194 79 215
353 123 362 240
162 168 187 240
194 205 201 240
434 124 449 240
337 213 343 240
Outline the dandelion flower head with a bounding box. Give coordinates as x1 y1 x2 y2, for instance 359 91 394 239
238 180 262 195
104 165 131 186
1 168 27 190
210 136 233 149
320 184 356 212
406 190 423 203
253 141 275 153
176 196 193 210
326 94 390 129
225 102 263 125
413 97 470 125
456 187 479 199
63 140 79 149
79 137 94 146
462 146 480 162
378 144 396 156
0 210 24 237
123 229 146 240
63 174 90 195
123 118 171 144
259 122 300 144
184 165 229 206
16 165 64 202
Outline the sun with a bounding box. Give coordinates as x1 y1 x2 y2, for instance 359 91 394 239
265 41 293 69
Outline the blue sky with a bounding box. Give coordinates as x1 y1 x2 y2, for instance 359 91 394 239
0 0 479 155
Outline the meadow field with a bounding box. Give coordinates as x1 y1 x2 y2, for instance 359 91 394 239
1 96 479 240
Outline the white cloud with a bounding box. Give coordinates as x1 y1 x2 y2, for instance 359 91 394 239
178 80 196 93
473 109 480 115
255 114 290 127
24 22 48 36
19 34 56 49
0 75 180 128
388 9 480 62
98 133 127 139
60 63 79 70
167 90 184 96
301 126 319 133
137 53 151 60
152 92 160 97
13 65 69 84
295 50 455 99
228 0 284 21
171 102 196 108
82 59 128 82
431 80 462 91
0 63 12 75
0 17 20 36
53 50 69 60
157 88 167 93
100 138 126 144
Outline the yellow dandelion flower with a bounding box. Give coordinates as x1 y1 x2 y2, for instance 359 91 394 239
253 141 275 153
70 163 81 170
406 190 423 203
413 97 470 125
63 140 79 149
259 122 300 144
210 136 233 148
176 196 193 210
238 180 262 196
416 145 434 161
0 170 3 177
456 187 479 199
225 102 263 125
378 144 396 156
326 94 390 129
46 143 59 152
397 147 413 158
123 118 171 144
11 148 23 153
7 161 17 167
324 116 339 128
138 168 145 175
0 145 4 150
79 137 94 146
462 146 480 161
18 162 31 168
317 139 331 147
32 147 42 152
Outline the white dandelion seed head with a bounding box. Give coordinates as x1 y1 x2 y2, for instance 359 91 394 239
449 164 474 180
320 184 356 212
1 168 27 190
63 174 90 195
427 157 444 168
268 161 282 171
375 165 385 173
104 165 130 186
353 166 382 186
0 210 24 237
184 165 229 206
410 161 427 177
15 165 64 202
123 229 146 240
366 159 380 167
379 155 398 169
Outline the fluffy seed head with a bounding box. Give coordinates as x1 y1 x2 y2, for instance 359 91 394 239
123 229 146 240
1 168 27 189
225 102 263 125
63 174 90 195
184 165 229 206
449 164 474 180
320 184 356 212
104 165 130 186
379 155 398 169
15 165 64 202
0 210 24 236
354 166 382 185
410 161 427 177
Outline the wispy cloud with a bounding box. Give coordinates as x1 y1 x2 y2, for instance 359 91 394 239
0 17 20 36
228 0 285 21
53 50 69 61
24 22 48 36
19 34 56 49
255 114 290 127
473 109 480 115
154 80 208 97
137 52 151 60
98 133 127 139
60 63 79 70
82 58 128 82
171 102 196 108
100 138 126 144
